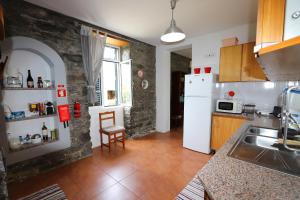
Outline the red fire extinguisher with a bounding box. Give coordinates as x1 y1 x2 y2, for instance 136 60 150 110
74 101 81 118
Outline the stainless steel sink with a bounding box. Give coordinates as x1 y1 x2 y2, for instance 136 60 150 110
228 126 300 177
243 135 278 150
246 127 279 138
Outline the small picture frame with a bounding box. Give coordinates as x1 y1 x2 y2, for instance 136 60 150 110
137 69 144 79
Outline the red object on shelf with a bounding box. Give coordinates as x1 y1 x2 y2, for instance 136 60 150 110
58 104 70 128
204 66 212 73
73 101 81 118
228 91 235 97
57 84 67 98
194 68 201 74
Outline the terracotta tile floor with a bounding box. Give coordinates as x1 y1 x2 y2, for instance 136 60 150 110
8 128 212 200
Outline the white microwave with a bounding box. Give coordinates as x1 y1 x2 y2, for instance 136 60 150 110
216 99 243 114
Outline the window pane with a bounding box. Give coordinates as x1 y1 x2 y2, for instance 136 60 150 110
102 61 117 106
103 46 118 61
120 60 132 106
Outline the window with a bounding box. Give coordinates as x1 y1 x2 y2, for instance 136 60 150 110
120 60 132 106
96 45 132 106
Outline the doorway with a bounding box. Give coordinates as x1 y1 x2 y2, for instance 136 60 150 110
170 47 192 129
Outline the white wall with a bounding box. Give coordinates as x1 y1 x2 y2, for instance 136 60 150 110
88 106 124 148
156 49 171 132
156 23 256 132
218 81 300 112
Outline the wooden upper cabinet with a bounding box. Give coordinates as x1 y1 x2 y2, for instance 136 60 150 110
219 44 243 82
256 0 286 46
211 115 245 151
241 42 267 81
219 42 267 82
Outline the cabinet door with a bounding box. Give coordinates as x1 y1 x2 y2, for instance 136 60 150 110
256 0 286 46
219 45 243 82
284 0 300 40
241 42 267 81
211 115 245 151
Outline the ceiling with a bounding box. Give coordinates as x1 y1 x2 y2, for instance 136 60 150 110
173 48 192 59
25 0 258 46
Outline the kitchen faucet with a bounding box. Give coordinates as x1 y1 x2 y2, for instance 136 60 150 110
281 86 300 152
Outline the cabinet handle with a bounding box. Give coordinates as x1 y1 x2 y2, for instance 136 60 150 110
292 11 300 19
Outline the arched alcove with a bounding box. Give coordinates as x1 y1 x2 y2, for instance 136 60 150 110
1 36 71 165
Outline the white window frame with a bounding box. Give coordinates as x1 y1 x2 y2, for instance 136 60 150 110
99 44 132 107
101 44 120 106
119 59 132 106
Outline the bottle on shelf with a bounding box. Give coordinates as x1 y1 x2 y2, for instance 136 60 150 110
42 122 48 141
48 126 51 140
38 102 46 116
51 129 58 140
27 69 34 88
37 76 43 88
19 136 23 145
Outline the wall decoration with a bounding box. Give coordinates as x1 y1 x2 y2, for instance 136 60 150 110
57 84 67 98
141 79 149 90
137 69 144 79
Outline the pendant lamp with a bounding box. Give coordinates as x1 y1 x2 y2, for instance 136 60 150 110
161 0 186 43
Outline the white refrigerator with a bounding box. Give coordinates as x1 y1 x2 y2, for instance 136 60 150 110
183 74 216 154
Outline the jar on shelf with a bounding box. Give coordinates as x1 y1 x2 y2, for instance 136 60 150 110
37 76 43 88
8 133 21 150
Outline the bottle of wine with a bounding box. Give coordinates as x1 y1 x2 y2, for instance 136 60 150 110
42 122 48 141
27 69 34 88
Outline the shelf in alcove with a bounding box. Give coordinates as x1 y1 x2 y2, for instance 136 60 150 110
1 87 55 91
9 138 59 153
5 113 57 123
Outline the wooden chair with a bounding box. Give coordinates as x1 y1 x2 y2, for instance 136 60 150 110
99 111 125 152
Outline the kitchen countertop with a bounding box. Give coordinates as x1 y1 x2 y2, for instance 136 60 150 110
198 115 300 200
212 112 252 120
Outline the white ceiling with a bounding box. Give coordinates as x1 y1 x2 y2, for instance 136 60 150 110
173 48 192 59
25 0 258 46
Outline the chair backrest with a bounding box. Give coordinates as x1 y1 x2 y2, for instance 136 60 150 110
99 111 116 130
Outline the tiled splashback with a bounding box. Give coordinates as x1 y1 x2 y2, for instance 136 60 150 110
216 81 300 112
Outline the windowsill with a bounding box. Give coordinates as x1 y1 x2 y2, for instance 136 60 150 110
88 104 132 112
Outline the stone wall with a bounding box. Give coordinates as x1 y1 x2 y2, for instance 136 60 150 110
126 41 156 137
171 53 191 73
3 0 155 182
0 152 8 200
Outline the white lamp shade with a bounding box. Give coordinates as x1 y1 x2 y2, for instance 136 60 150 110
161 19 186 43
161 32 185 43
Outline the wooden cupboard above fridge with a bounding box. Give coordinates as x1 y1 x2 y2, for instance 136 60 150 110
219 42 267 82
219 44 243 82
